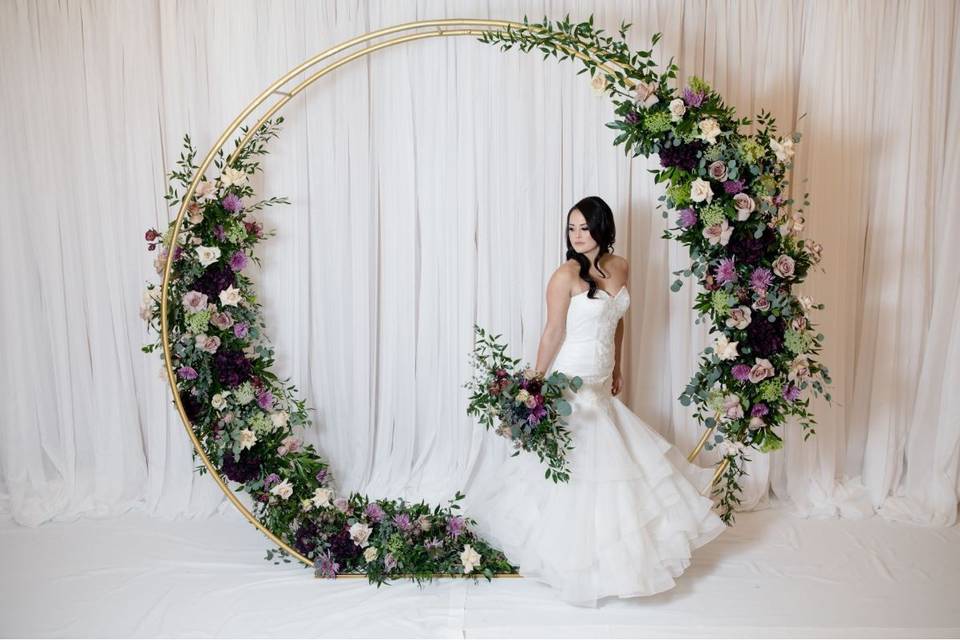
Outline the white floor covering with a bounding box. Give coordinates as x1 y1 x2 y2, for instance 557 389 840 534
1 505 958 638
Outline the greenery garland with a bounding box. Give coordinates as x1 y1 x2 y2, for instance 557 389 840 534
478 14 832 523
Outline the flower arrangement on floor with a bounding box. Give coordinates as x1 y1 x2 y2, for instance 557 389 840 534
478 15 833 523
465 325 584 483
141 118 515 584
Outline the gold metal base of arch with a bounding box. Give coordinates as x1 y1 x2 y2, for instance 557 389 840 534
159 18 730 577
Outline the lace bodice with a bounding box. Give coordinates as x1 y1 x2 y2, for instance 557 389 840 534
548 285 631 385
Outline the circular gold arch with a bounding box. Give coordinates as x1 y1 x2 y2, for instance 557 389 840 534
159 18 730 574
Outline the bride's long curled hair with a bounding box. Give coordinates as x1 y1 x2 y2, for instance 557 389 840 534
564 196 616 299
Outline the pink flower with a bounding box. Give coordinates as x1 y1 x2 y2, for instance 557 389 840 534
181 290 209 313
772 254 796 278
210 311 234 330
229 251 248 272
195 334 221 354
177 366 198 380
748 358 775 383
708 160 728 181
277 435 302 456
731 364 752 381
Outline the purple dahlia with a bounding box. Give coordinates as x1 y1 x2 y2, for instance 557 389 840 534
213 348 253 388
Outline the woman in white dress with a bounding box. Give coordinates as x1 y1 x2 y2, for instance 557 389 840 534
465 196 727 607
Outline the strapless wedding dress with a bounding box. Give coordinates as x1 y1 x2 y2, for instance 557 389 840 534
464 285 727 607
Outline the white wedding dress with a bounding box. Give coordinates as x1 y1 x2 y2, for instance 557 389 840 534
465 284 727 607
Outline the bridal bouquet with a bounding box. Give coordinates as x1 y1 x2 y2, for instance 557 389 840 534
465 324 582 483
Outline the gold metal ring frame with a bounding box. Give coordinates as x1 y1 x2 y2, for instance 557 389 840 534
159 18 731 575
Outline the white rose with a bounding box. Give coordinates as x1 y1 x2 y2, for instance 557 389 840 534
238 428 257 450
788 356 811 382
702 220 733 246
770 137 795 163
311 487 333 508
196 246 221 267
460 544 482 574
270 411 289 430
713 334 739 361
219 167 248 189
689 177 714 203
363 546 379 562
211 392 230 410
697 117 722 144
668 98 686 121
349 522 373 548
219 285 242 306
194 180 217 203
591 72 607 95
798 295 815 312
270 479 293 500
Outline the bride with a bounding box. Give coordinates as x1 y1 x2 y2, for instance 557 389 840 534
465 196 727 607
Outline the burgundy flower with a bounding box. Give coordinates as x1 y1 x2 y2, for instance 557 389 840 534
328 526 362 565
179 391 205 422
145 229 160 242
728 226 777 265
293 518 321 556
658 141 705 171
221 449 263 484
213 348 253 388
192 264 236 298
746 315 785 357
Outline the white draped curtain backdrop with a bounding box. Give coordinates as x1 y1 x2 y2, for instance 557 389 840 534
1 0 957 531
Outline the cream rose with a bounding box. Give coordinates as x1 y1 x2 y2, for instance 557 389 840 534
270 411 290 430
363 546 379 562
788 356 811 382
748 358 775 383
668 97 686 121
460 544 482 574
219 285 242 307
722 394 744 420
690 177 714 203
270 479 293 500
770 137 795 162
211 392 230 410
634 79 659 108
311 487 333 508
349 522 373 548
194 180 217 203
697 117 722 144
703 220 732 246
219 167 248 188
515 389 531 403
196 245 221 267
591 72 608 95
725 305 752 330
300 498 314 512
238 428 256 450
714 333 739 361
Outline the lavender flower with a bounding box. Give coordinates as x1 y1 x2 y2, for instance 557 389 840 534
229 251 248 272
749 267 774 294
446 515 465 540
177 366 198 380
264 473 280 488
424 537 444 550
383 553 397 572
625 110 640 124
723 179 744 194
392 513 413 531
314 550 340 578
678 208 698 228
364 502 385 523
731 364 752 381
751 403 770 417
222 193 243 213
683 87 705 107
213 224 227 242
256 390 274 410
783 384 801 402
715 257 738 285
316 468 330 485
233 322 249 339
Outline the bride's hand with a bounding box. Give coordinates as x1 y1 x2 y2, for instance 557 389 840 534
611 369 623 396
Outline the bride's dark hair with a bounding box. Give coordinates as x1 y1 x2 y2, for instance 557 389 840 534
564 196 616 299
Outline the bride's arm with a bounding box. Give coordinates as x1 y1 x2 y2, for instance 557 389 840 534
534 268 573 374
613 318 624 374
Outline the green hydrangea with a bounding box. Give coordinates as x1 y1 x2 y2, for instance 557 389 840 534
249 411 273 434
386 533 405 556
703 144 727 162
706 388 725 413
759 379 782 402
666 183 691 206
755 174 777 196
644 110 673 134
234 381 255 405
185 309 211 334
700 202 727 226
784 329 813 354
226 222 247 244
711 290 733 315
737 139 765 164
688 76 711 94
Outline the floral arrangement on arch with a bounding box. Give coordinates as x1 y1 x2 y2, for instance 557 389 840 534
141 118 515 583
478 14 833 523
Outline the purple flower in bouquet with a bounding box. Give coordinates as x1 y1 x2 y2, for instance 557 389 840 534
221 449 262 484
424 537 443 550
751 403 770 417
749 267 774 294
392 513 413 531
746 315 785 357
683 87 705 107
213 348 252 388
315 468 330 485
729 227 777 264
678 208 698 228
192 263 236 298
364 502 385 523
256 390 274 410
229 250 248 272
172 245 184 261
446 515 465 540
177 366 198 380
314 549 340 578
383 553 397 572
526 413 541 426
222 193 243 213
264 473 280 488
731 364 752 381
213 224 227 242
625 110 640 124
294 518 320 556
659 140 705 171
328 526 362 565
723 179 745 194
715 257 738 285
233 322 249 339
179 390 205 422
783 384 801 402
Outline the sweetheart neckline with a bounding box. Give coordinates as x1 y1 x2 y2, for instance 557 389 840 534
572 285 628 300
